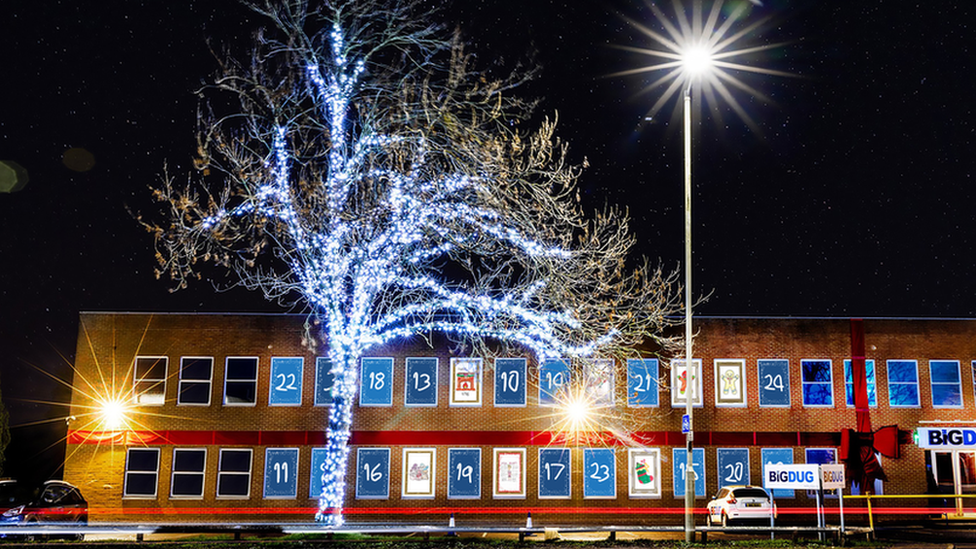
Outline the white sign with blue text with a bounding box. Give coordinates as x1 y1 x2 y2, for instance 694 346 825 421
917 428 976 449
764 464 820 490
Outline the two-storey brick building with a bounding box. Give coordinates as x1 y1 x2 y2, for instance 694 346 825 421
63 312 976 525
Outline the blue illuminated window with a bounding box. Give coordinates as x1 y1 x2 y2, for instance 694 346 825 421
843 360 877 407
886 360 920 408
930 360 963 408
801 360 833 407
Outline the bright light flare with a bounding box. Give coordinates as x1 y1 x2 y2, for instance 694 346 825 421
98 397 129 430
613 0 793 134
563 394 594 433
681 45 714 75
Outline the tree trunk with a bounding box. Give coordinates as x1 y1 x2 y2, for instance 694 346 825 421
315 353 357 526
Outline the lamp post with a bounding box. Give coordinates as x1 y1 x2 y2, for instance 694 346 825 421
682 47 710 543
615 4 785 541
683 80 695 544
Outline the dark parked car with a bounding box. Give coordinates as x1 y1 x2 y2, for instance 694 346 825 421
0 480 87 540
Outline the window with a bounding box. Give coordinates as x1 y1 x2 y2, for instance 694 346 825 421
930 360 963 408
354 448 391 499
224 357 258 406
714 359 746 407
447 448 482 499
851 453 884 496
133 356 167 405
761 448 794 498
887 360 920 407
627 358 659 407
216 449 253 498
314 357 334 406
583 448 616 498
178 357 212 405
123 448 160 498
584 358 614 407
717 448 750 486
627 448 661 498
805 448 836 498
450 358 482 407
758 359 790 407
264 448 299 498
539 448 572 499
801 359 833 407
539 359 570 407
405 357 438 406
171 448 206 498
670 359 703 408
844 359 877 407
494 358 527 407
269 357 303 406
360 357 394 406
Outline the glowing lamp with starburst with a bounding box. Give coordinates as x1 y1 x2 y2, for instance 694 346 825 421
97 397 130 431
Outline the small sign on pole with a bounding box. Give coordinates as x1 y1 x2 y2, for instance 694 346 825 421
681 414 691 434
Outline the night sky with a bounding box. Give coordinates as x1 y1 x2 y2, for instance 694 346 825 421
1 0 973 482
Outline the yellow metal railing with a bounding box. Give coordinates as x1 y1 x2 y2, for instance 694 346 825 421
842 493 976 533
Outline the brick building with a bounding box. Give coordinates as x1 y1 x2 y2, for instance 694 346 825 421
63 312 976 525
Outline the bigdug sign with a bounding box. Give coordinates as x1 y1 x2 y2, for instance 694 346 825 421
917 427 976 449
764 464 821 490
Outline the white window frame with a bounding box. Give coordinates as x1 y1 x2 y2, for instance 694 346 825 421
584 358 615 407
844 359 878 408
800 359 834 408
123 447 160 499
170 448 207 499
314 357 334 407
714 358 747 408
133 356 167 406
177 357 213 406
930 359 964 409
886 359 920 408
757 359 791 408
263 447 300 499
404 357 439 408
216 448 253 499
223 357 259 406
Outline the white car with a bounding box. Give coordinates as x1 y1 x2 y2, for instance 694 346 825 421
705 485 776 526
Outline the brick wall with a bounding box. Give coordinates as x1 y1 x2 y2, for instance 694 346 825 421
64 313 976 525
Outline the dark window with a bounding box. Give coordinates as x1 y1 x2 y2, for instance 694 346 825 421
178 357 213 405
732 488 769 500
217 449 252 498
134 357 167 405
224 358 258 405
124 448 159 498
171 449 206 498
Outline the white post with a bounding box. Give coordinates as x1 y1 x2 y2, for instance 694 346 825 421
683 84 695 544
838 487 845 535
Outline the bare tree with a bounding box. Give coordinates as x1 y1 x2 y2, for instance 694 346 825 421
145 0 681 525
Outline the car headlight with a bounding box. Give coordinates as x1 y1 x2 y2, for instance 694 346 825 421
2 505 25 517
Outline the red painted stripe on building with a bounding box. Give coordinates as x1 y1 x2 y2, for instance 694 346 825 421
67 430 841 446
85 506 953 516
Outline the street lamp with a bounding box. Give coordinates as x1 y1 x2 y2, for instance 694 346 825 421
681 45 712 544
615 2 787 542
